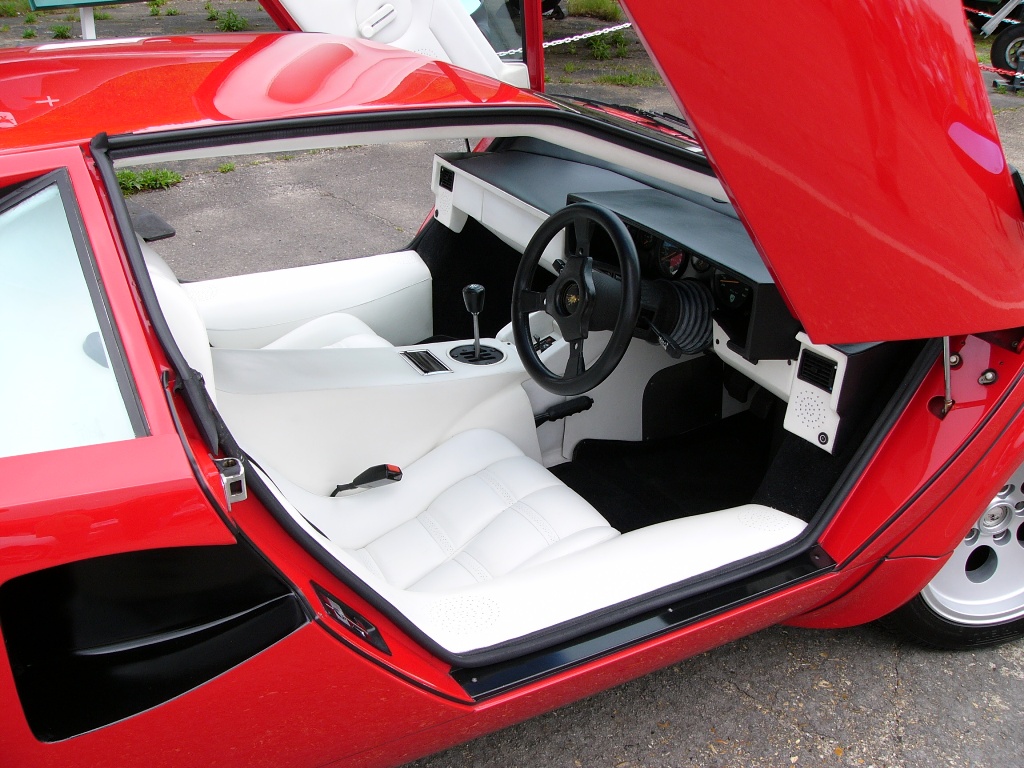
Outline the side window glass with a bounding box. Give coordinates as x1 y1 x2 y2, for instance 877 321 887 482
0 172 142 458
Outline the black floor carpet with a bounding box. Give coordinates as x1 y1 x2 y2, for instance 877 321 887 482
550 413 773 533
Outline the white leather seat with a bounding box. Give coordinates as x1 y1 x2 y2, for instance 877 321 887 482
262 312 391 350
141 242 392 353
263 429 620 592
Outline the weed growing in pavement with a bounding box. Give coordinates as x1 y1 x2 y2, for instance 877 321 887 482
23 11 35 21
0 23 8 31
61 12 75 20
50 24 71 38
216 8 248 30
567 0 622 21
588 35 610 60
166 7 178 14
116 168 183 195
0 2 20 17
563 61 578 74
204 1 218 19
609 30 628 57
94 10 110 18
595 68 661 87
218 163 236 173
147 0 166 16
22 27 35 37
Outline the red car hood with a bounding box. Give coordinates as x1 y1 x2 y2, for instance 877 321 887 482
0 34 547 151
622 0 1024 344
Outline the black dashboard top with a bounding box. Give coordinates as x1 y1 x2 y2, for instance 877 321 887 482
568 189 772 286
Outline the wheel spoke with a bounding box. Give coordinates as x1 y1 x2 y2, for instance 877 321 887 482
565 338 586 378
571 216 592 259
519 289 546 313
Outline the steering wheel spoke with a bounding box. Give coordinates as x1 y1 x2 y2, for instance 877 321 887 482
518 289 547 314
570 216 593 259
565 338 586 378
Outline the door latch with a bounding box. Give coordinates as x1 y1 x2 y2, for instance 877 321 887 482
213 456 247 508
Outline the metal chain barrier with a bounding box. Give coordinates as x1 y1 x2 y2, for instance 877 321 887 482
495 21 633 57
964 6 1020 22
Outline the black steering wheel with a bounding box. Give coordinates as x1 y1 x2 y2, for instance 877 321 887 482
512 203 641 395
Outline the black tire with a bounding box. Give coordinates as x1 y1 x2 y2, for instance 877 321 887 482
991 23 1024 80
881 594 1024 650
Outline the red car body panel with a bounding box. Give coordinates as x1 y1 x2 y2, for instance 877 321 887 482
0 34 549 153
1 1 1024 764
621 0 1024 344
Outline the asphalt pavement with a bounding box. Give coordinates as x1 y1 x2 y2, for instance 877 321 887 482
19 6 1024 766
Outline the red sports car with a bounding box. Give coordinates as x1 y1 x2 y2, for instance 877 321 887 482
2 1 1024 765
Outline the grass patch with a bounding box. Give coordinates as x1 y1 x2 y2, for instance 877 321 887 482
218 162 236 173
23 11 35 21
22 27 35 37
93 10 110 18
595 68 661 86
588 35 610 60
567 0 622 21
0 1 23 17
609 29 628 57
116 168 183 196
215 8 249 30
50 23 71 38
563 61 578 74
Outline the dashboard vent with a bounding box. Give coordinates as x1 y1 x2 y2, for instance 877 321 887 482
797 350 837 393
438 166 455 191
401 350 451 375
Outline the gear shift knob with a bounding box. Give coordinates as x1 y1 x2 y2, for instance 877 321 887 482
463 283 485 316
462 284 485 359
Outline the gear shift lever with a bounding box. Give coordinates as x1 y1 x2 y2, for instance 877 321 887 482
463 283 485 360
448 284 503 366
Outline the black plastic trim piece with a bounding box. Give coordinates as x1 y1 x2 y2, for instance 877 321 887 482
797 349 838 393
103 106 712 179
453 548 834 699
0 168 148 440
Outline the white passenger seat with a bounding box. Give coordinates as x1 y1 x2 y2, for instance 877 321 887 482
140 241 392 353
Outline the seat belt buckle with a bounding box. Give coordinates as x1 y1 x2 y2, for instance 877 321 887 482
330 464 403 497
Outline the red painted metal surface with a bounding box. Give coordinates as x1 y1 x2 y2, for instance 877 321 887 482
817 336 1024 567
620 0 1024 344
0 34 550 153
787 557 948 629
523 0 545 92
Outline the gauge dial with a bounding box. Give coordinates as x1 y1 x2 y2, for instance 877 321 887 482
714 270 752 310
658 241 687 277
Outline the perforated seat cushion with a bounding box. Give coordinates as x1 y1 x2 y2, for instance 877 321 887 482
264 429 619 593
